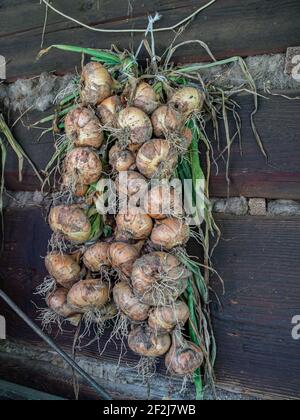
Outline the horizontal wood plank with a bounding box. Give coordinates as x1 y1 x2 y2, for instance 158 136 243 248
4 90 300 199
1 208 300 398
1 0 300 80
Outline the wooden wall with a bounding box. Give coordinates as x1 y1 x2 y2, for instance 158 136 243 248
1 0 300 400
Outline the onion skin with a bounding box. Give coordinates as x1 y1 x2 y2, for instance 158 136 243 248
49 205 91 244
118 107 153 147
113 282 150 321
131 252 190 306
62 173 88 198
63 147 102 186
151 105 183 138
45 253 81 289
67 279 110 310
132 82 159 114
80 62 112 106
169 87 205 117
148 301 190 333
83 242 111 272
47 288 80 318
151 218 190 250
65 107 103 149
116 207 153 241
115 171 147 198
109 242 140 277
109 144 136 172
136 139 178 179
165 331 204 377
128 325 171 357
145 185 183 220
97 95 123 127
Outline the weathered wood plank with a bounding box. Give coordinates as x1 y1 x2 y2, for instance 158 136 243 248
1 208 300 398
1 0 299 80
211 214 300 400
4 91 300 199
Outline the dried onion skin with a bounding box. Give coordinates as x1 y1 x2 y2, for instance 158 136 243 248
113 282 150 322
128 325 171 357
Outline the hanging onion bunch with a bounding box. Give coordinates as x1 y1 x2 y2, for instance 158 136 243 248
38 40 219 396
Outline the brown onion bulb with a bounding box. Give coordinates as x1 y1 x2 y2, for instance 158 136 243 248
118 107 153 147
165 331 204 377
113 282 150 322
49 205 91 244
61 173 88 198
132 82 159 114
169 87 205 117
131 252 190 306
151 105 183 138
67 279 110 310
63 147 102 186
47 288 80 318
136 139 178 179
83 242 111 272
80 62 112 106
45 253 81 289
64 107 103 148
116 207 153 240
109 144 136 172
151 217 190 250
115 171 147 198
148 301 190 333
145 184 184 220
128 325 171 357
97 95 123 127
109 242 140 277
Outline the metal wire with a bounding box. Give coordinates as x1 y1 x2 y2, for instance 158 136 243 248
0 288 112 401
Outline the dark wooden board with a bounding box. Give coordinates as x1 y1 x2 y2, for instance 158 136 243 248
1 0 300 80
4 90 300 199
211 215 300 400
1 208 300 398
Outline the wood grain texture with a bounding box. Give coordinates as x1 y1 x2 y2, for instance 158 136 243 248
211 215 300 400
4 90 300 199
1 0 300 80
1 208 300 398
